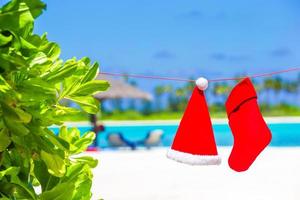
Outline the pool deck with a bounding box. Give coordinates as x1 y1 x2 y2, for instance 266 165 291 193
89 147 300 200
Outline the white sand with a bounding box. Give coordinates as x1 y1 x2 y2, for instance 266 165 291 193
90 147 300 200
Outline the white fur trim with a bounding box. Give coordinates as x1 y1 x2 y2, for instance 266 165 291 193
166 149 221 165
195 77 208 91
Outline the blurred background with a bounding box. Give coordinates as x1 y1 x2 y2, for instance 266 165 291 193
34 0 300 120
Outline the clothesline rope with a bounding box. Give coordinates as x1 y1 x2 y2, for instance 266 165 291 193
99 66 300 83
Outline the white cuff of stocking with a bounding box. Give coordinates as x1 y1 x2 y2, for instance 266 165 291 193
166 149 221 166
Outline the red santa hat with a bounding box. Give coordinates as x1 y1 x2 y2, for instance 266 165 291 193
167 77 221 165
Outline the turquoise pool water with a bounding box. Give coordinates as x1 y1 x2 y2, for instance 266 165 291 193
50 123 300 148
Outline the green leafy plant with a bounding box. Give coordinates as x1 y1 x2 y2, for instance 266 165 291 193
0 0 109 199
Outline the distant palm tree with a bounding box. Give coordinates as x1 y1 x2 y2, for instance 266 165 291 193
212 82 231 103
167 90 179 112
263 78 274 104
273 76 283 96
129 80 137 110
183 78 195 94
297 73 300 102
212 82 219 102
141 100 152 115
251 79 263 96
164 85 175 111
154 85 165 111
175 87 188 111
283 80 299 105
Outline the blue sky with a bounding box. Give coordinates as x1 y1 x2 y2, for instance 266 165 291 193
34 0 300 87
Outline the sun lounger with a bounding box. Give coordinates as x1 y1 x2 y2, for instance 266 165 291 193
107 132 136 150
138 129 164 149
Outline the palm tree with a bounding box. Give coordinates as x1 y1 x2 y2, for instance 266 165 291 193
175 87 188 111
154 85 165 112
251 79 263 96
283 80 299 105
182 78 195 95
167 90 178 112
263 78 274 104
273 76 283 97
212 82 231 103
212 82 220 103
297 73 300 103
141 100 152 115
128 80 137 110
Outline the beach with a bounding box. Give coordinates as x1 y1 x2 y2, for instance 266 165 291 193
90 147 300 200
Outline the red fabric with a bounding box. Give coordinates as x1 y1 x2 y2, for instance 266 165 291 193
226 77 272 172
171 87 218 156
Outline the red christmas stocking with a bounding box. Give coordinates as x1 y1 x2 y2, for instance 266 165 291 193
225 77 272 172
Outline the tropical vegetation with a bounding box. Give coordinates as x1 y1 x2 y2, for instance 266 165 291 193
0 0 109 199
98 75 300 120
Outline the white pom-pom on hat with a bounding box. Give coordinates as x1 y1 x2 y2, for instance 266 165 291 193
195 77 208 90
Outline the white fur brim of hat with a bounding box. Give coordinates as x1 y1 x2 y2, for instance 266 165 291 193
166 149 222 165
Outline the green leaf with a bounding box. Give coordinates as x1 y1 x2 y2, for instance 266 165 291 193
0 167 20 180
27 52 53 76
18 78 56 101
60 127 81 144
22 78 56 94
40 151 66 177
66 96 99 114
39 182 75 200
1 102 32 123
60 78 81 98
72 177 92 200
72 131 96 154
0 182 35 199
0 2 33 32
58 126 70 142
43 129 69 151
81 62 99 84
14 107 32 123
29 52 49 67
59 128 95 154
20 36 37 49
0 75 12 93
0 33 12 46
0 128 11 152
54 105 81 121
4 118 29 136
10 174 37 200
42 62 77 83
74 156 98 168
0 51 27 68
39 42 60 61
1 103 21 122
73 80 110 96
0 0 46 32
62 163 85 182
22 0 46 18
33 160 60 192
61 164 93 200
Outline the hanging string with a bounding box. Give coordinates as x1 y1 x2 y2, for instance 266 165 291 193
99 66 300 83
100 72 195 82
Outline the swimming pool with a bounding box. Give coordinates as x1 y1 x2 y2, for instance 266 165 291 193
50 122 300 148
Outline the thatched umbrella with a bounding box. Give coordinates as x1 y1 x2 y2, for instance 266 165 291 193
89 75 152 149
94 75 152 101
